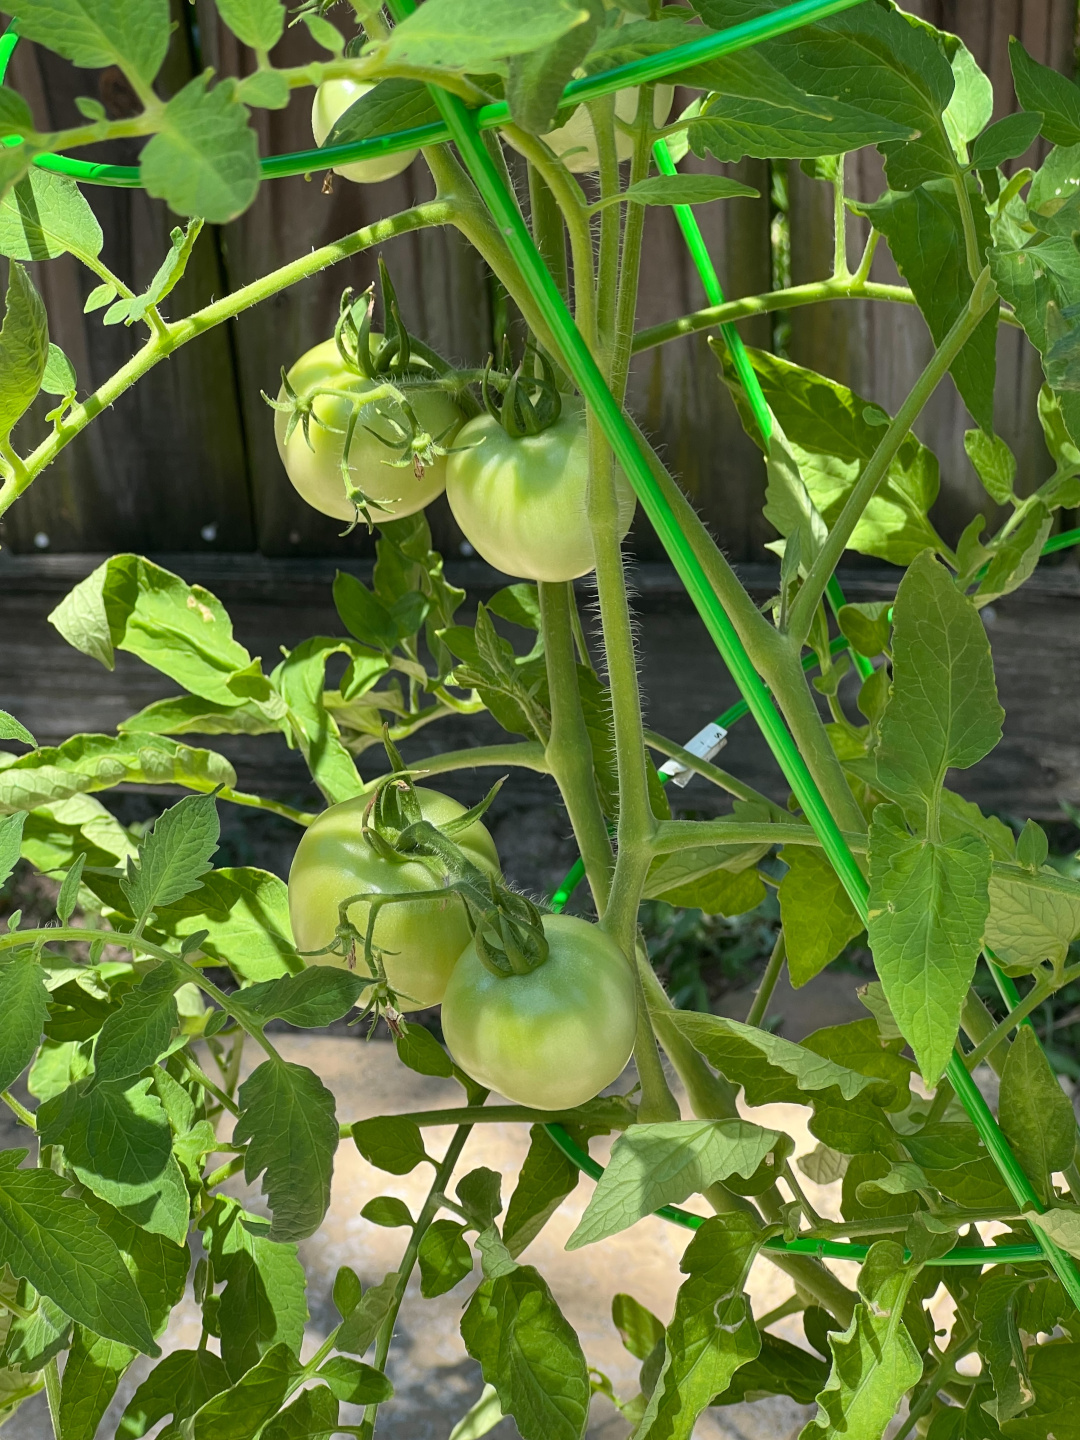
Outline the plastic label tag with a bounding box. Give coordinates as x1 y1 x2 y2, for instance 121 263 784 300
657 722 728 788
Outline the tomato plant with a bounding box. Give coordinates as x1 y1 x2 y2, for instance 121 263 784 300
2 1 1080 1438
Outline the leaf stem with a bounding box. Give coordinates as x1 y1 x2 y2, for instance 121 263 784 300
643 730 786 814
178 1051 242 1118
217 787 316 826
745 930 787 1029
786 266 998 647
358 742 549 795
44 1357 62 1439
341 1103 630 1131
0 1089 36 1130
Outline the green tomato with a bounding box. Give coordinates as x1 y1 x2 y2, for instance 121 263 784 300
441 914 637 1109
275 338 462 523
444 406 636 582
312 80 418 183
507 86 673 173
288 787 500 1012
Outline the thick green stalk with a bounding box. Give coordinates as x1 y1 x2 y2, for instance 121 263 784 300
358 741 548 792
652 818 865 853
643 731 787 814
745 931 787 1028
590 94 622 371
538 582 614 910
527 165 569 303
786 267 998 646
610 93 654 404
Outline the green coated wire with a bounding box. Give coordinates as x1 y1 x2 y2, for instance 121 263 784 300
0 0 869 188
544 1125 1047 1268
392 18 1080 1295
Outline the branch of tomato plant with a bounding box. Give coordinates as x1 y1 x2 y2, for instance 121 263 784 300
357 741 549 793
785 265 998 647
892 1326 979 1440
217 786 316 827
745 930 787 1028
609 91 656 405
5 202 454 512
643 731 788 813
964 963 1080 1071
538 582 614 911
651 818 865 853
355 1118 479 1440
591 94 623 372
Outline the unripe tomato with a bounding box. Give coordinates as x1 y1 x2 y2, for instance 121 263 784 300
507 86 674 173
441 914 637 1109
288 787 500 1011
312 80 418 183
275 338 462 523
444 406 636 582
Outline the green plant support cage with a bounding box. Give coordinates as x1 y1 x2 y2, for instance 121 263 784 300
4 0 1080 1288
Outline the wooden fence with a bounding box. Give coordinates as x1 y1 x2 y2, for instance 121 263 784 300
1 1 1076 560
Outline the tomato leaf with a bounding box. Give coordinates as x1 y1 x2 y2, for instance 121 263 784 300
377 0 592 72
0 949 46 1096
394 1021 455 1079
121 790 219 924
58 1328 137 1440
0 1150 157 1353
352 1115 429 1176
998 1026 1076 1204
141 75 260 224
636 1214 760 1440
37 1077 190 1244
235 969 365 1029
986 867 1080 972
259 1384 339 1440
503 1124 580 1259
11 0 170 88
779 845 863 987
506 0 601 135
201 1197 308 1382
567 1120 791 1249
150 867 299 984
317 1355 393 1404
215 0 285 52
186 1343 302 1440
713 1330 828 1407
234 1061 339 1242
335 1270 399 1356
418 1220 473 1297
273 639 366 804
0 260 47 446
118 1347 230 1437
0 169 103 266
1010 38 1080 147
461 1263 590 1440
91 962 182 1086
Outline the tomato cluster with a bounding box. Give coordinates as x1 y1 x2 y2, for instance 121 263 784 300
288 790 636 1107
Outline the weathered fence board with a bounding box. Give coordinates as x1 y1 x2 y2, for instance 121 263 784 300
0 4 1076 558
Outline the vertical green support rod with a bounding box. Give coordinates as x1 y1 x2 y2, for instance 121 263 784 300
389 0 1080 1306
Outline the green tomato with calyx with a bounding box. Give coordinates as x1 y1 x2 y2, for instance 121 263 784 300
507 86 674 173
441 913 637 1109
444 405 636 582
275 338 462 523
288 787 500 1012
312 80 418 183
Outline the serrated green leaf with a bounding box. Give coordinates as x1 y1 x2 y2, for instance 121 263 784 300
612 1292 664 1363
461 1262 590 1440
323 78 440 147
56 850 86 923
719 348 942 566
1010 39 1080 148
504 1124 579 1259
0 951 49 1091
856 179 995 429
875 550 1003 822
117 1347 230 1437
317 1355 392 1404
801 1241 921 1440
594 173 759 213
636 1213 760 1440
800 1019 912 1112
92 962 182 1086
122 790 219 922
58 1328 137 1440
272 639 364 804
0 168 103 268
418 1219 473 1297
0 710 34 747
0 733 236 815
188 1343 302 1440
352 1115 429 1175
259 1384 339 1440
152 867 298 983
973 1272 1035 1424
505 0 600 134
235 968 363 1029
989 1336 1080 1439
999 1026 1076 1203
714 1330 829 1407
986 868 1080 971
202 1196 308 1381
780 845 863 987
38 1077 189 1243
119 693 280 738
568 1121 789 1249
12 0 170 86
0 260 47 444
141 74 259 223
378 0 591 71
235 1060 338 1242
868 804 990 1086
82 1192 189 1335
0 1150 156 1352
216 0 285 51
0 1286 71 1371
654 863 765 917
964 429 1016 506
976 501 1054 606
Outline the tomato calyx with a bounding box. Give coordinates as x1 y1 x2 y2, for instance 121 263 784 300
480 344 563 439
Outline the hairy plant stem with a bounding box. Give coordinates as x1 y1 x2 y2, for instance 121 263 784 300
652 818 866 853
591 95 621 372
538 582 614 910
218 786 316 827
745 930 787 1028
8 202 452 512
358 741 549 792
832 155 850 279
610 93 654 404
527 164 569 304
787 266 999 646
359 1120 477 1440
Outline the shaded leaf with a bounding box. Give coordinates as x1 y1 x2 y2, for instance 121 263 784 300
235 1060 339 1241
141 75 259 223
0 951 48 1091
780 845 863 987
999 1026 1076 1204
